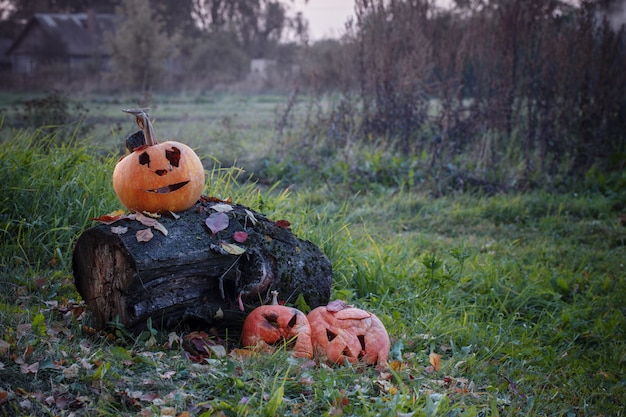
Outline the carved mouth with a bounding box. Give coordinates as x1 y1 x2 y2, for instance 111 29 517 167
146 181 190 194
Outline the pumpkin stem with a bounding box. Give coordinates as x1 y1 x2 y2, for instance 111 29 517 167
270 290 279 305
122 108 158 146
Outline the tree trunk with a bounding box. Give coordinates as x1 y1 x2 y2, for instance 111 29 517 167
72 200 333 335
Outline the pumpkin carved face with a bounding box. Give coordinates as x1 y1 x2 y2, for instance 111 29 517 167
113 109 205 213
241 291 313 358
307 301 390 368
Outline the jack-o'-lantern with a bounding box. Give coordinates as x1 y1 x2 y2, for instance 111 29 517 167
307 301 389 368
112 109 205 213
241 291 313 358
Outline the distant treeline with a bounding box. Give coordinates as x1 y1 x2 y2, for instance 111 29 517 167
299 0 626 188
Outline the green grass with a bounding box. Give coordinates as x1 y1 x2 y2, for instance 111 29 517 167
1 94 625 416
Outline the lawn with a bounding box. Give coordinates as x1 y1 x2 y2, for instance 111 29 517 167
1 93 625 416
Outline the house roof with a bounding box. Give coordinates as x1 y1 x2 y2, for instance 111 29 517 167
6 13 116 57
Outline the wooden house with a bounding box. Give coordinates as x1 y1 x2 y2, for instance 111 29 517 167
5 12 115 75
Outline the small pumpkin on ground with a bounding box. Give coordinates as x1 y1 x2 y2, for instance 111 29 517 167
241 291 313 358
307 300 390 368
113 108 205 213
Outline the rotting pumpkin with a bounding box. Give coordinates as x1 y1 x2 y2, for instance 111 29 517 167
112 108 205 213
307 300 390 368
241 291 313 358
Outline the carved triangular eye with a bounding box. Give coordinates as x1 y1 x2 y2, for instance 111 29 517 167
288 313 298 328
326 329 337 342
165 147 181 167
139 151 150 166
263 312 280 328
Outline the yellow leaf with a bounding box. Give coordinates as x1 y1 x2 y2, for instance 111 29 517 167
429 352 442 372
220 242 246 255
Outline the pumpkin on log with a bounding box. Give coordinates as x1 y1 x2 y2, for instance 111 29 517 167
73 110 333 336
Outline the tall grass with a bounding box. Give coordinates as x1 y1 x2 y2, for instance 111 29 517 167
1 121 625 416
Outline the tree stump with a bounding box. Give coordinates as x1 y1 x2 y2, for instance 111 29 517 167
72 199 333 335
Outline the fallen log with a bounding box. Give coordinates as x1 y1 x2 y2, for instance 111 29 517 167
72 199 333 335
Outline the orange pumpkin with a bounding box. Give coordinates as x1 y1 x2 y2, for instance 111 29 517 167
307 301 389 368
241 291 313 358
113 109 205 213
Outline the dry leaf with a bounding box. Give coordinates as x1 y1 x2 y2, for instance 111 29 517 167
245 209 258 225
110 225 128 235
326 300 348 312
232 231 248 243
212 203 234 213
275 219 291 229
91 210 127 224
220 242 246 255
142 211 161 218
206 212 229 236
136 228 154 242
135 212 168 236
429 352 442 372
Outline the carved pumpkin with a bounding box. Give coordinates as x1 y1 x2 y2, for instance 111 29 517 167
307 301 390 368
113 109 205 213
241 291 313 358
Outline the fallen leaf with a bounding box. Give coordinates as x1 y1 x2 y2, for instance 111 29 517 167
141 211 160 218
232 231 248 243
135 212 168 236
20 361 39 374
245 209 258 225
206 212 229 236
201 195 232 203
110 225 128 235
275 219 291 229
208 344 227 358
212 203 234 213
159 407 176 416
229 348 258 360
159 370 176 380
136 228 154 242
0 339 9 354
91 210 128 224
326 300 349 312
429 352 442 372
220 242 246 255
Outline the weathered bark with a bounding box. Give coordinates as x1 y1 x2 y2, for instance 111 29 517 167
72 200 333 335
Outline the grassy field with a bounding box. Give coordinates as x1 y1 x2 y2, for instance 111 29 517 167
1 93 625 416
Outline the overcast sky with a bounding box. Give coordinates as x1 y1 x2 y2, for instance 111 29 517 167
294 0 454 40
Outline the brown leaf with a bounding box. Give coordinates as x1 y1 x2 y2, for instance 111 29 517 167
91 210 128 224
275 219 291 229
135 212 168 236
136 228 154 242
201 195 232 204
429 352 442 372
